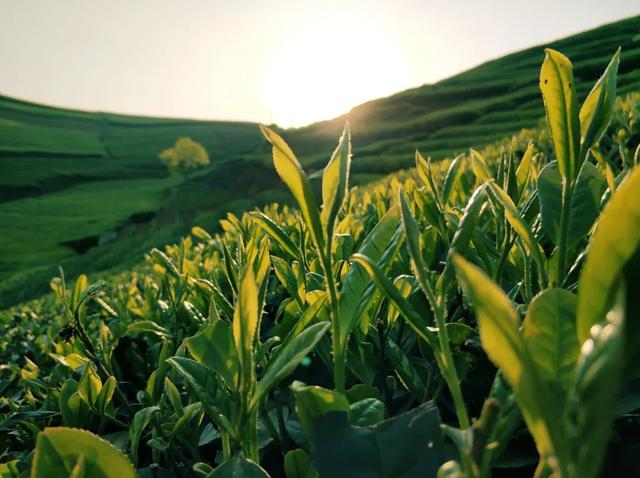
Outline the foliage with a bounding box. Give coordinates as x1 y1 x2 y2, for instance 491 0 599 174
159 137 211 176
1 49 640 478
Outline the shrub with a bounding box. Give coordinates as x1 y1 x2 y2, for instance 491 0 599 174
158 137 209 176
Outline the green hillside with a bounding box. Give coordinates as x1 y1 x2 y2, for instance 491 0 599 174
1 15 639 308
0 96 288 306
281 14 640 174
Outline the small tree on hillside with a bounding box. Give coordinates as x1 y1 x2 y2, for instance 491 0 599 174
159 137 210 176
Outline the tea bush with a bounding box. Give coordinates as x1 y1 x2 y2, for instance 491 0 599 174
1 50 639 478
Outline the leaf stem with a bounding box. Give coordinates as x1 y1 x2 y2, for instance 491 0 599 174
319 234 346 393
556 179 573 286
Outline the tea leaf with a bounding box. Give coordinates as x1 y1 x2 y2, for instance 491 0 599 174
322 124 351 231
537 161 605 247
186 320 239 391
252 211 301 262
540 49 580 183
453 254 558 456
577 165 640 359
233 266 259 387
260 125 325 252
206 454 270 477
338 204 402 344
284 449 318 478
251 321 330 410
129 406 159 465
32 427 136 478
523 289 579 391
579 49 621 160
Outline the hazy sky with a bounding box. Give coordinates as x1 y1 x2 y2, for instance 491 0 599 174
1 1 638 127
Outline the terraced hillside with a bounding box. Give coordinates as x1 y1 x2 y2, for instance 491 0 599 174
282 15 640 174
1 14 639 307
0 97 284 306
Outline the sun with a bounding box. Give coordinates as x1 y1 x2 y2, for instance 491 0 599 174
262 13 413 128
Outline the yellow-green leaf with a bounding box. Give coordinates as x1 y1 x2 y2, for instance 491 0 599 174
523 289 579 389
577 166 640 343
32 427 136 478
486 181 547 283
579 48 621 161
322 124 351 232
186 321 239 391
260 125 325 252
539 49 580 183
452 254 557 456
233 266 259 387
515 143 535 200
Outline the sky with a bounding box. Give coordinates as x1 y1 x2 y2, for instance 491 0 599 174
0 1 638 127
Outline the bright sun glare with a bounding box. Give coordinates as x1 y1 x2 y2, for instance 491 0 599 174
262 14 413 128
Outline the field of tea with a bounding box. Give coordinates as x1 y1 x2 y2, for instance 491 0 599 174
1 15 639 308
1 38 640 478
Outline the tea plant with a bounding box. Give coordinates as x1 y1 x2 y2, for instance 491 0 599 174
0 49 639 478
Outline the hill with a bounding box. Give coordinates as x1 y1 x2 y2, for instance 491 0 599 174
1 14 639 308
280 14 640 174
0 97 292 306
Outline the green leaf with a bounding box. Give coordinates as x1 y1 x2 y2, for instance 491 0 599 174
167 357 233 436
260 125 324 252
126 320 172 338
32 427 136 478
291 382 350 443
77 365 101 407
71 275 88 313
539 48 580 183
272 257 303 306
129 406 159 465
442 154 465 205
186 321 239 391
572 306 624 478
399 191 440 314
151 248 181 278
470 149 492 183
577 166 640 344
251 212 301 261
537 161 605 247
191 226 212 241
523 289 579 391
58 380 88 428
386 337 426 400
338 205 402 344
386 276 413 325
251 321 330 410
322 124 351 232
438 461 463 478
233 266 259 390
351 254 437 350
452 255 558 456
164 378 184 416
416 150 442 201
94 376 116 415
486 181 547 283
206 454 270 477
579 48 621 160
349 398 385 426
441 184 486 288
284 449 318 478
515 143 535 201
308 401 444 478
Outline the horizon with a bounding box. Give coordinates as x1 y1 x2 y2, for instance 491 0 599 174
1 1 638 128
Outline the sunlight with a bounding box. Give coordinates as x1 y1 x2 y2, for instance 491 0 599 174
262 13 413 128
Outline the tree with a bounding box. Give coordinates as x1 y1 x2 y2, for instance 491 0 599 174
159 137 210 176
